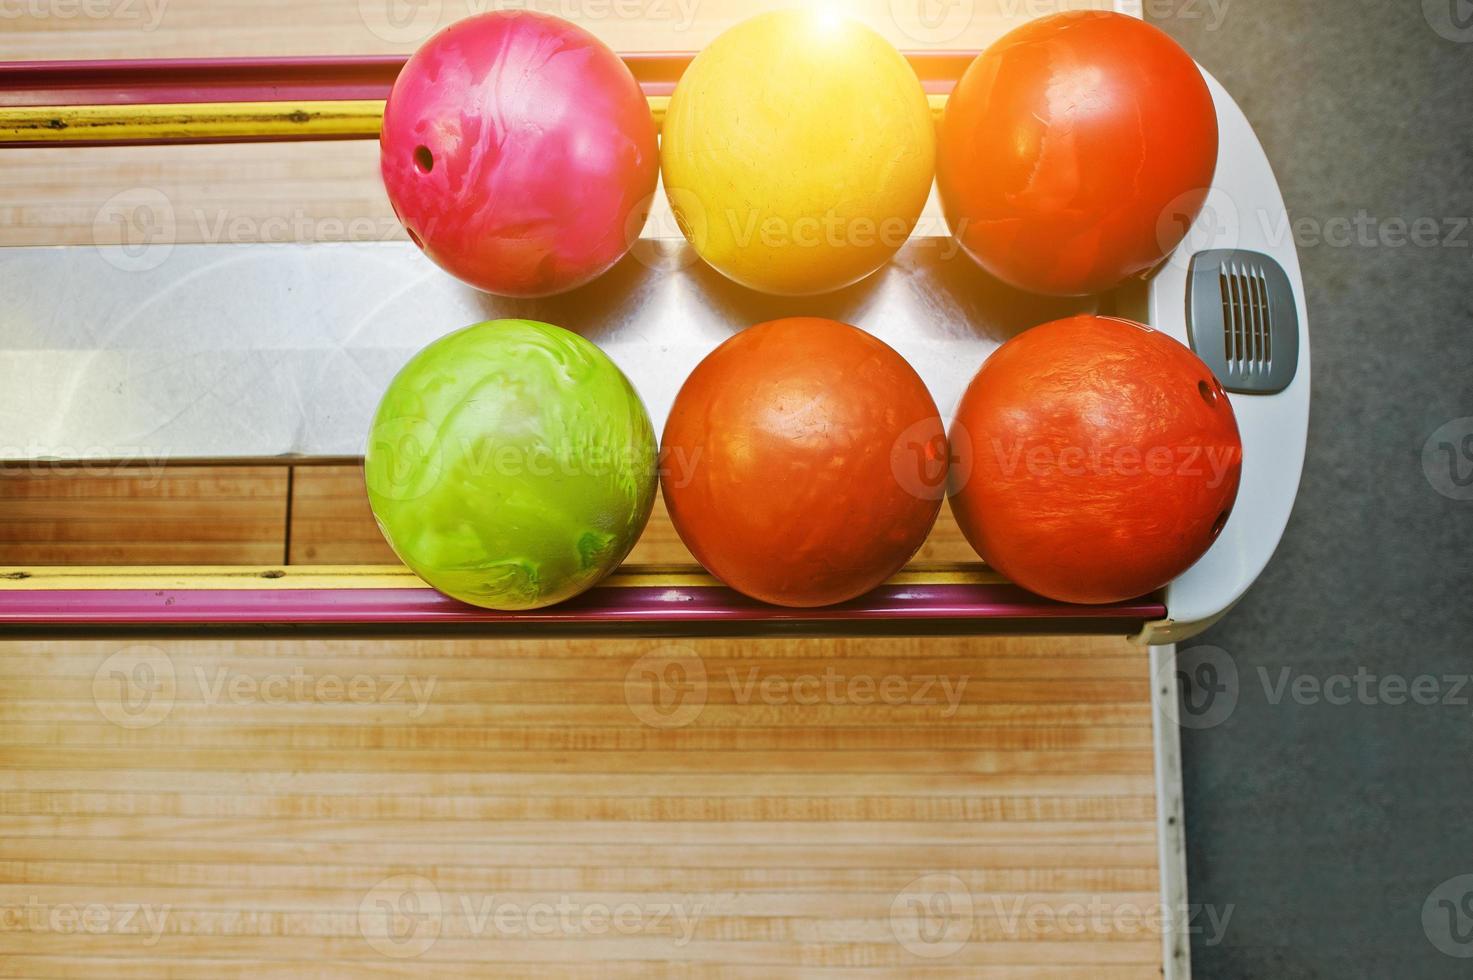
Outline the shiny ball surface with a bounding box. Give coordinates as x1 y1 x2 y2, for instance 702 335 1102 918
661 317 946 607
366 319 657 610
948 315 1242 604
381 11 659 297
660 10 936 296
937 11 1218 296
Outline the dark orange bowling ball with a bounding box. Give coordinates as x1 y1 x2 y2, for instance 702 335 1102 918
661 318 947 607
949 315 1243 604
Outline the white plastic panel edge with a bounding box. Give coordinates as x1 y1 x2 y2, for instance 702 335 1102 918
1151 644 1193 979
1134 71 1312 642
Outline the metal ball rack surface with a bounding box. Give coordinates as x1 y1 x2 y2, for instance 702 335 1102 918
0 50 1309 641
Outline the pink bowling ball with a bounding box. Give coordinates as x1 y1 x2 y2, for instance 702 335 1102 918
380 11 659 297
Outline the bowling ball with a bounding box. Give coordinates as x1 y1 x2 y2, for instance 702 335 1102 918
661 318 947 607
660 10 935 296
366 320 657 610
937 11 1218 296
948 315 1242 605
380 11 658 297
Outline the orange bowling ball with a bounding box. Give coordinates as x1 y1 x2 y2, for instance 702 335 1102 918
937 11 1218 296
949 315 1243 604
661 318 947 607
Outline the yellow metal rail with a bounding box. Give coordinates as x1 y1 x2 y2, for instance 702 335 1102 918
0 94 948 144
0 561 1004 591
0 100 387 143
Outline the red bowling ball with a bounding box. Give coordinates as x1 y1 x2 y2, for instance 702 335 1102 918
380 11 659 297
661 318 947 608
937 11 1219 296
949 315 1243 605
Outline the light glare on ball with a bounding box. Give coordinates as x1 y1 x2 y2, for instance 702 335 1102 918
660 10 937 296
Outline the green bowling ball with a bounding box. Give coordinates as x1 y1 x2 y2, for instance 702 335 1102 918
365 319 657 610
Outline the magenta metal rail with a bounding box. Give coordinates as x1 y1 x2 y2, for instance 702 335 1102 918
0 581 1164 635
0 52 975 107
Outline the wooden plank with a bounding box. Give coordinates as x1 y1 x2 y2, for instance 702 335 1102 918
0 959 1150 979
0 722 1155 751
0 465 288 565
289 464 397 564
290 463 980 566
0 140 397 249
0 0 1122 61
0 634 1162 974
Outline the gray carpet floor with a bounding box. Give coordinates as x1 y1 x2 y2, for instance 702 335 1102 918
1151 1 1473 976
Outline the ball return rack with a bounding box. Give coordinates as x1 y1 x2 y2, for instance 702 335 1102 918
0 51 1309 643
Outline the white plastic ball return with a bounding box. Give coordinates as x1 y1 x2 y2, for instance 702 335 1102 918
0 51 1307 647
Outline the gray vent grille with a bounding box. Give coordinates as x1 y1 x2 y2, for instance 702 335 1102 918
1187 250 1300 395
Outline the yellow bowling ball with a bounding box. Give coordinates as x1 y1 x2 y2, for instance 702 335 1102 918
660 10 936 296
